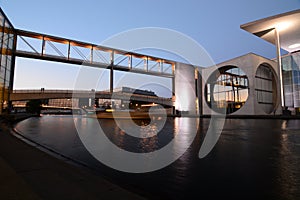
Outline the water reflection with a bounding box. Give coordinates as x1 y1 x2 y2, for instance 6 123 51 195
111 119 160 153
100 117 198 155
277 120 300 199
139 123 159 153
73 117 199 173
99 118 174 153
14 116 300 199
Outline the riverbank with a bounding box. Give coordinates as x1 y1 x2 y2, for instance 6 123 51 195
0 114 146 200
201 114 300 119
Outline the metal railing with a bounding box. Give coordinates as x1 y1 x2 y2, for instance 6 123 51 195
15 29 175 77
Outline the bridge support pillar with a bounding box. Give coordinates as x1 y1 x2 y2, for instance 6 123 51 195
79 98 89 108
110 51 114 93
174 63 197 116
110 67 114 93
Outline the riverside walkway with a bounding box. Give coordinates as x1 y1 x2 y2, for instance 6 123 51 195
0 114 145 200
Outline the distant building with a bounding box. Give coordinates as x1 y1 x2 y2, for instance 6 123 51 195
114 87 157 97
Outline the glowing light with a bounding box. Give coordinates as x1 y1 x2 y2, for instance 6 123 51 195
288 43 300 49
275 21 291 31
141 103 158 107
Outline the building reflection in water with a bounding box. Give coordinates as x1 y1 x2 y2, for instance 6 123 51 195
277 120 300 199
103 117 199 156
139 121 159 153
15 116 300 198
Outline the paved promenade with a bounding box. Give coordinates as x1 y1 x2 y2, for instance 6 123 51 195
0 115 145 200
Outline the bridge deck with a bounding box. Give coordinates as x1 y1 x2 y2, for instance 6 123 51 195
10 90 173 107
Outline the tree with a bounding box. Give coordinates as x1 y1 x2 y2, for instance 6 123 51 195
26 99 42 115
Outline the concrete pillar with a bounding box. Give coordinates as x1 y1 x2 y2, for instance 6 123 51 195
274 28 285 108
174 63 197 115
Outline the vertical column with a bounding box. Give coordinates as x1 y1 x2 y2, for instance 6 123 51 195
274 28 285 108
2 21 9 113
110 51 114 93
195 68 202 115
158 60 162 73
128 54 132 69
67 41 71 60
144 57 148 72
8 31 17 113
90 46 93 63
0 19 5 113
41 36 46 56
174 63 197 115
172 64 176 115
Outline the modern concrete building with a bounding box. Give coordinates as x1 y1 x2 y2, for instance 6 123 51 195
200 9 300 116
240 9 300 115
202 53 281 116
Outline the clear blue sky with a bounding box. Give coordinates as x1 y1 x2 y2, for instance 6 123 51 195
1 0 300 97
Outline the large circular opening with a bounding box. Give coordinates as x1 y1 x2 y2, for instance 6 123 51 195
255 63 277 114
205 66 249 114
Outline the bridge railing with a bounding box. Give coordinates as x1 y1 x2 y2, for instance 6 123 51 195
15 29 175 77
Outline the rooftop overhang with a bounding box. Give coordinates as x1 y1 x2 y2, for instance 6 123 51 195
240 9 300 53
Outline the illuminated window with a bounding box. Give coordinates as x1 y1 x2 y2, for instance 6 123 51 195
205 66 249 114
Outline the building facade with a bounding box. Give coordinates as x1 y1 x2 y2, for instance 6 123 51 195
0 8 15 113
201 53 282 116
282 51 300 114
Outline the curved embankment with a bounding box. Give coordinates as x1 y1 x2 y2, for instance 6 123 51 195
0 114 146 200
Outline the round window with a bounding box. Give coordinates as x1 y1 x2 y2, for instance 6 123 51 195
255 63 277 114
205 66 249 114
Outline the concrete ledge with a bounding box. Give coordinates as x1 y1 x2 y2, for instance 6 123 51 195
0 115 146 200
201 114 300 119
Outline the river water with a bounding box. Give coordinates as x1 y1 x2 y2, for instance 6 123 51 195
14 116 300 199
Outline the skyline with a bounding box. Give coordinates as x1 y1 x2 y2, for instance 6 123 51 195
1 1 300 95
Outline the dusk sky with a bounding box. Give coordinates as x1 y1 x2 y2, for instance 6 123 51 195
1 1 300 97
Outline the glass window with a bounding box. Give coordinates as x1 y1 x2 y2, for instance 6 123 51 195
1 55 7 67
0 13 4 26
205 66 249 114
8 35 13 50
0 9 15 113
4 20 10 28
255 64 277 113
0 76 4 83
3 32 9 47
5 69 10 81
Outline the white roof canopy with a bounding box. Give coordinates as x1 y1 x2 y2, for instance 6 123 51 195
241 9 300 53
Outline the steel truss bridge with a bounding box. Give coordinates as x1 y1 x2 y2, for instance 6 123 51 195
14 29 175 93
